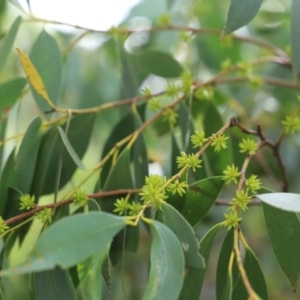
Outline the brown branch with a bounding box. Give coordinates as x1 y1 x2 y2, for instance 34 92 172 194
234 120 288 192
217 76 300 91
5 189 140 225
24 18 288 58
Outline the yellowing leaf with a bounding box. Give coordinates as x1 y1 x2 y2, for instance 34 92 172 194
16 48 55 109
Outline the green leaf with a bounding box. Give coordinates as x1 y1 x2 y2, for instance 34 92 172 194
257 193 300 212
223 0 263 37
102 147 133 212
262 202 300 289
0 77 27 114
31 114 95 197
58 127 87 170
232 247 268 300
100 112 135 188
0 118 7 171
30 30 62 111
216 229 236 300
78 243 110 300
179 223 222 300
162 202 204 268
136 50 183 78
143 220 184 300
132 110 149 188
0 16 22 72
171 133 181 176
33 266 77 300
0 117 43 218
291 0 300 78
102 147 139 263
168 176 224 226
0 212 126 276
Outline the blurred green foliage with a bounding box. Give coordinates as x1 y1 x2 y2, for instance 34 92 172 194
0 0 300 299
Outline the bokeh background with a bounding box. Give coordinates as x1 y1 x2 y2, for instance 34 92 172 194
0 0 299 299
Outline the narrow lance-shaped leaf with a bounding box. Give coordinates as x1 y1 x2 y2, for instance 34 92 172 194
179 223 222 300
0 212 126 276
16 48 54 108
0 77 27 114
162 202 204 268
0 16 22 71
78 243 110 300
29 30 62 112
223 0 263 37
102 147 139 264
143 220 185 300
183 176 224 225
257 193 300 212
33 266 77 300
216 229 238 300
262 202 300 289
291 0 300 79
58 127 87 170
232 247 268 300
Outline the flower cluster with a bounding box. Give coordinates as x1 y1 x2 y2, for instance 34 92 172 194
195 86 214 101
237 61 252 77
211 134 229 152
73 189 88 207
36 208 53 225
157 13 171 26
167 179 188 196
139 175 168 210
177 152 202 171
163 108 178 127
223 211 242 230
191 130 206 148
229 190 251 211
0 217 9 233
181 71 194 93
239 138 258 155
221 58 232 71
282 115 300 134
165 82 179 98
19 194 35 210
222 164 241 185
245 174 261 194
149 97 161 112
114 197 130 215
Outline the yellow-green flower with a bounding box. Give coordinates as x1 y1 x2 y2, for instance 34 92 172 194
239 138 258 155
73 189 88 207
168 179 188 196
163 108 178 127
282 115 300 134
191 130 206 148
223 212 242 230
0 217 9 233
211 134 229 152
128 202 143 216
177 152 202 171
246 175 261 194
19 194 35 210
222 164 241 185
229 189 251 211
113 197 130 215
139 175 168 210
36 208 53 224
